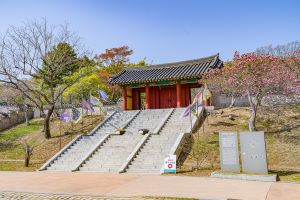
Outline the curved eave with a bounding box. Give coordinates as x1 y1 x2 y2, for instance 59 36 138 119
107 54 223 86
110 75 202 86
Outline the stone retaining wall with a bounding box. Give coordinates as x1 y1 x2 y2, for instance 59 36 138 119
212 94 300 108
0 110 34 131
261 95 300 106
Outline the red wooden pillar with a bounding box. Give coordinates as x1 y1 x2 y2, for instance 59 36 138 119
122 87 127 111
145 85 150 109
176 82 183 107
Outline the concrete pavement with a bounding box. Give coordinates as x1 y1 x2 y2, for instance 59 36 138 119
0 171 299 200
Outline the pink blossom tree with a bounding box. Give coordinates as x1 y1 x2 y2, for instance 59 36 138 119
286 49 300 80
204 52 299 131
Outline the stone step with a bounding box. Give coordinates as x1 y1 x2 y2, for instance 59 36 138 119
141 146 173 150
91 153 131 158
137 149 168 154
144 139 176 143
134 157 166 162
46 166 72 171
144 140 175 144
49 163 77 168
129 161 163 166
59 151 87 155
80 168 119 172
126 169 161 174
52 160 82 164
127 164 162 170
87 157 128 162
53 159 82 163
134 157 165 161
143 142 175 146
82 163 122 168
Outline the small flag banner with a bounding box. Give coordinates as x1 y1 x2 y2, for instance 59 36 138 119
181 105 190 118
98 89 109 100
60 112 72 123
193 90 203 105
82 98 95 113
90 95 103 106
72 107 82 123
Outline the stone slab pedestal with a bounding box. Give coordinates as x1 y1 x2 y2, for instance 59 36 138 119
211 171 277 182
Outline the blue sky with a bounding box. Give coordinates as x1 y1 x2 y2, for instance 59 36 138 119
0 0 299 63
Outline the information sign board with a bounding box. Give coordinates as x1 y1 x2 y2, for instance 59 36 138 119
164 155 176 173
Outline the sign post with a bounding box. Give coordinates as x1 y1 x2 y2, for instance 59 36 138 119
164 155 176 173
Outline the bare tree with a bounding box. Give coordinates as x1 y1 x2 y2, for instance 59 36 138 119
256 41 300 80
0 19 91 139
23 142 34 167
256 41 300 57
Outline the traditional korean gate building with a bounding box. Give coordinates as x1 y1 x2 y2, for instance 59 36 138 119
41 54 224 173
108 54 223 110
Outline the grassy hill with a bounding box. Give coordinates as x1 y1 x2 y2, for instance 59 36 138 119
177 104 300 182
0 115 102 171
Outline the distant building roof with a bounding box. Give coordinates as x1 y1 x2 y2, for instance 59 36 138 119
108 54 223 85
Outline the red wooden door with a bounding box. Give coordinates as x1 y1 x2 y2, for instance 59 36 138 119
160 86 177 108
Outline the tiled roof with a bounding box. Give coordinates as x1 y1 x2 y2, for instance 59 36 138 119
108 54 223 85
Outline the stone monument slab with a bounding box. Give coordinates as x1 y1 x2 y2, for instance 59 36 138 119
240 131 268 174
219 131 240 172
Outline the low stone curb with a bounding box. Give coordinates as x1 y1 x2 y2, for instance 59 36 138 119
211 171 277 182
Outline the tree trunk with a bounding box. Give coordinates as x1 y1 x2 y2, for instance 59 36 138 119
229 95 236 107
111 89 115 101
40 105 46 132
248 104 257 131
24 110 29 126
44 105 55 139
39 105 45 118
24 154 30 167
247 91 259 132
23 144 32 167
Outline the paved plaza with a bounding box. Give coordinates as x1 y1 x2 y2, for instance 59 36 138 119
0 171 299 200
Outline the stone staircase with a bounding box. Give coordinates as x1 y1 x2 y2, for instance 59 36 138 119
41 107 203 174
125 108 198 174
79 109 172 172
41 110 139 171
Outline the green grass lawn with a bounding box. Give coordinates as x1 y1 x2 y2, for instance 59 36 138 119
0 120 43 160
0 120 42 141
0 120 44 170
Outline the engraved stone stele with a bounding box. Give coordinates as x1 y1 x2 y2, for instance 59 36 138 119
240 131 268 174
219 131 240 172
